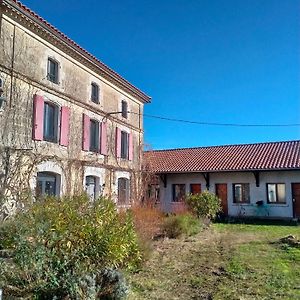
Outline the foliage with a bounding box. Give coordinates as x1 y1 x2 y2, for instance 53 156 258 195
162 214 201 238
185 191 222 220
0 195 141 299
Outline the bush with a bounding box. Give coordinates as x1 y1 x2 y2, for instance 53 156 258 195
185 191 222 220
162 214 201 238
0 195 141 299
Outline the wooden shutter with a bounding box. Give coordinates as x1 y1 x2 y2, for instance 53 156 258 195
32 94 44 141
128 133 133 161
100 122 107 155
116 127 121 158
82 114 90 151
59 106 70 146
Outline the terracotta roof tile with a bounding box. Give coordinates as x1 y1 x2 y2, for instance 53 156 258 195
144 141 300 173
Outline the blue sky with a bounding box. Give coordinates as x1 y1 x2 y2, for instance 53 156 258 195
22 0 300 149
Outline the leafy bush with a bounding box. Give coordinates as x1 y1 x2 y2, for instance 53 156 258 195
0 195 141 299
162 214 201 238
185 191 222 220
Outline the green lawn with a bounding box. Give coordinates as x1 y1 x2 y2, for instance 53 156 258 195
128 223 300 300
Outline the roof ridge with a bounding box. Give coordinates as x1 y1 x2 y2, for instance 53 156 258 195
145 140 300 153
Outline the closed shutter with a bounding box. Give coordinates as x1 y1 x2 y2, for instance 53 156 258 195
60 106 70 146
82 114 90 151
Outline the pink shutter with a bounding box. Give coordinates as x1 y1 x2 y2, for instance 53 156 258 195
60 106 70 146
100 122 107 155
82 114 90 151
116 127 121 158
32 94 44 141
128 133 133 161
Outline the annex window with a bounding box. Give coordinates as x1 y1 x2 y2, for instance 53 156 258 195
121 100 128 118
91 83 99 104
172 184 186 202
267 183 286 204
36 172 60 197
90 119 100 152
43 102 59 142
121 131 129 159
190 184 201 195
118 177 130 205
47 58 59 84
233 183 250 203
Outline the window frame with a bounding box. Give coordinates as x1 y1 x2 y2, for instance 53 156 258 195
47 57 59 84
89 119 100 152
121 100 128 119
120 130 129 159
91 82 100 104
266 183 286 204
172 184 186 202
233 183 250 204
43 101 59 143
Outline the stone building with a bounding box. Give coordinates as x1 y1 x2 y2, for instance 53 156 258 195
0 0 151 210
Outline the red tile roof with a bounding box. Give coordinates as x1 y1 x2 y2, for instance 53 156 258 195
144 141 300 173
2 0 151 103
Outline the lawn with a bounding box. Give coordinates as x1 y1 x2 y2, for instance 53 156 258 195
127 222 300 300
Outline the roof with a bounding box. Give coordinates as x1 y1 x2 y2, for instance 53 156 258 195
1 0 151 103
144 140 300 173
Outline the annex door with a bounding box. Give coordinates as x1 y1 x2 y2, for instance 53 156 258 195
292 183 300 218
216 184 228 216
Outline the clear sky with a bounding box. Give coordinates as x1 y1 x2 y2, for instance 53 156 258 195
22 0 300 149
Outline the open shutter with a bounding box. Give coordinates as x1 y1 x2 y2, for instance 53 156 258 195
60 106 70 146
100 122 107 155
32 94 44 141
128 133 133 161
82 114 90 151
116 127 121 158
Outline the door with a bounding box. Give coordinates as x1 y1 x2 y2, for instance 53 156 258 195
292 183 300 218
216 184 228 215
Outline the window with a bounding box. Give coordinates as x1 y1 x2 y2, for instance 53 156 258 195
172 184 186 202
121 131 129 159
90 119 99 152
47 58 59 84
267 183 286 203
36 172 59 196
121 100 128 118
43 102 59 142
86 176 97 200
118 177 129 205
190 184 201 195
233 183 250 203
91 83 99 103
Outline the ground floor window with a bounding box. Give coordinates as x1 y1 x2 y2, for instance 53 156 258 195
233 183 250 203
37 172 59 196
118 178 130 205
267 183 286 203
190 184 201 195
85 175 98 200
172 184 186 202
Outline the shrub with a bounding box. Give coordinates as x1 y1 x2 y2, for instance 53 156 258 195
185 191 222 220
0 195 141 299
162 214 201 238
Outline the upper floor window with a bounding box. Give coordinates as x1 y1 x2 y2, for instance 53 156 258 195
121 100 128 118
90 119 100 152
233 183 250 203
91 83 99 103
47 58 59 84
267 183 286 204
44 102 59 142
121 131 129 159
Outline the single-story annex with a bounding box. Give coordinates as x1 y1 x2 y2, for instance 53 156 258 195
144 140 300 219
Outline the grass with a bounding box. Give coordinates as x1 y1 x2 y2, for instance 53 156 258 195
127 222 300 300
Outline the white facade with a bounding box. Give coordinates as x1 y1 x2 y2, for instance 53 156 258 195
159 170 300 219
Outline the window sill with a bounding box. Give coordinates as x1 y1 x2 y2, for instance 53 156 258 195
232 203 251 206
